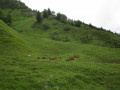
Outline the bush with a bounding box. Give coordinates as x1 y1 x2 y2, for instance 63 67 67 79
56 13 67 23
63 37 70 42
50 32 61 41
0 9 12 25
74 20 82 27
42 23 50 30
64 27 70 31
80 34 93 43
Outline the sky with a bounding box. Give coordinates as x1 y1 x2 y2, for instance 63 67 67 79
21 0 120 33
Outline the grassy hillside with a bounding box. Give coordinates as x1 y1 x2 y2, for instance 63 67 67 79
0 19 30 55
0 8 120 90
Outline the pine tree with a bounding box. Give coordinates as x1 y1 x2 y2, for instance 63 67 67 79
36 11 42 22
43 9 48 18
47 8 51 15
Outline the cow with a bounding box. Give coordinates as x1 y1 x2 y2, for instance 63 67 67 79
49 58 56 60
38 57 40 59
66 58 71 61
66 57 74 61
42 57 47 59
74 55 79 58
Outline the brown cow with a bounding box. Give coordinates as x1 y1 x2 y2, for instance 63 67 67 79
70 57 74 60
66 58 71 61
66 57 74 61
38 57 40 59
74 55 79 58
72 56 75 58
49 58 56 60
42 57 47 59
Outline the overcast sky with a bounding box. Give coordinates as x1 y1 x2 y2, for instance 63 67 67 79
21 0 120 33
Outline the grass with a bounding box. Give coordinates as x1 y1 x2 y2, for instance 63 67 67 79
0 9 120 90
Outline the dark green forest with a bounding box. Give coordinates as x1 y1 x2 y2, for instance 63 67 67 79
0 0 28 9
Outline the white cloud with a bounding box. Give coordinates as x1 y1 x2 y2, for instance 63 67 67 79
21 0 120 33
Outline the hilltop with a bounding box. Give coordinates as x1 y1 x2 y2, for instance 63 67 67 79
0 0 120 89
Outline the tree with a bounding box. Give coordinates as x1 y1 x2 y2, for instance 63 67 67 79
36 11 42 22
47 8 51 15
56 13 67 23
74 20 82 27
0 0 28 9
43 9 48 18
42 22 50 30
56 13 61 21
67 19 74 26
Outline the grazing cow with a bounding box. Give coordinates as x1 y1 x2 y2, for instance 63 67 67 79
66 58 71 61
38 57 40 59
70 57 74 60
42 57 47 59
74 55 79 58
49 58 56 60
72 56 75 58
66 57 74 61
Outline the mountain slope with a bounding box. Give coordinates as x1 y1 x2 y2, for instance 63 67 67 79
6 10 119 64
0 4 120 90
0 19 31 59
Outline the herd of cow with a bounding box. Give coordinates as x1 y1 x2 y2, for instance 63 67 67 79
37 55 79 61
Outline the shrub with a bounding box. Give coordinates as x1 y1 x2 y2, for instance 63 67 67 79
64 27 70 31
74 20 82 27
43 23 50 30
80 34 93 43
63 37 70 42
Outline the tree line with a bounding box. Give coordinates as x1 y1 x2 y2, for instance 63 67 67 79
36 8 120 48
0 0 28 9
36 8 52 23
36 8 107 32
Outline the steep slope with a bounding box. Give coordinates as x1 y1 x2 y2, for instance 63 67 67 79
0 19 31 58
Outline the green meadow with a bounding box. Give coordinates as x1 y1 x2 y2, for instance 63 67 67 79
0 8 120 90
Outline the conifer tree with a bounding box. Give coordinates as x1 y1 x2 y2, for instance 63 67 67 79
43 9 48 18
36 11 42 22
47 8 51 15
